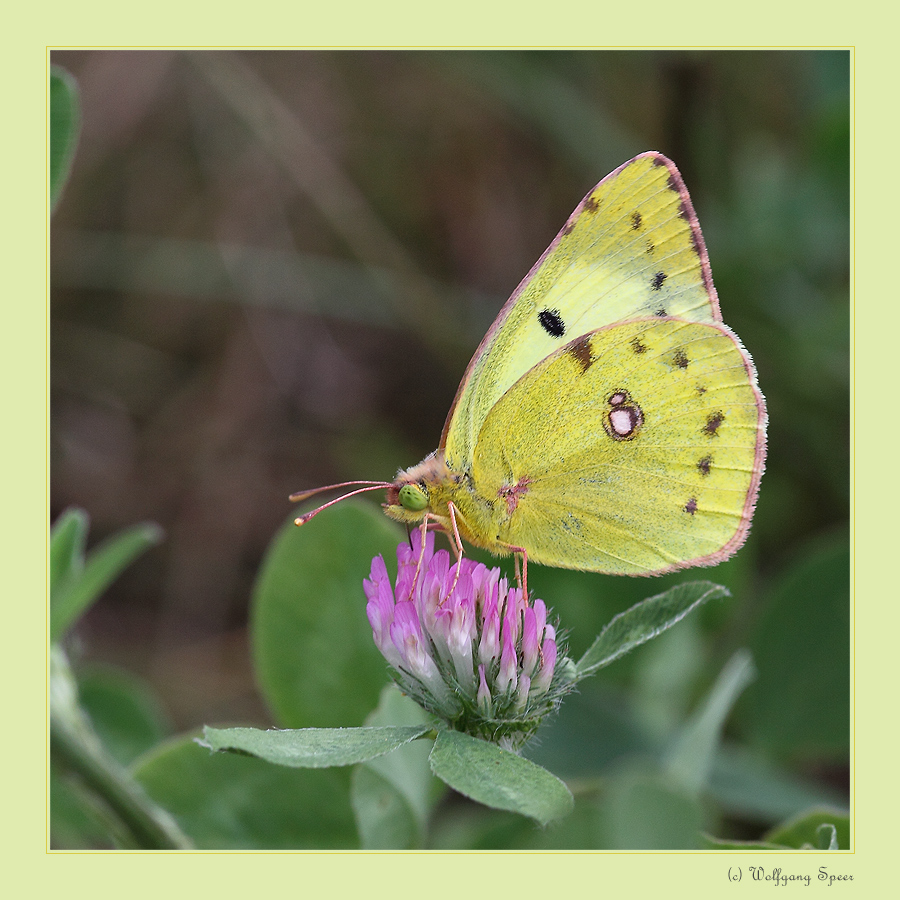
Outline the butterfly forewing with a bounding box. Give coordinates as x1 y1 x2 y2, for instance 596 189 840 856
468 318 766 575
443 152 722 474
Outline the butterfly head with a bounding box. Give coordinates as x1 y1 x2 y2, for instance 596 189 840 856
383 451 454 526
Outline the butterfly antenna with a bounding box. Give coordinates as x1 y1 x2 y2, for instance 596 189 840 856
290 481 392 527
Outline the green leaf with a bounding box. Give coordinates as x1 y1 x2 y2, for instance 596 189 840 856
708 743 849 823
251 501 402 727
816 823 839 850
134 734 357 849
737 532 849 759
701 834 783 850
764 806 850 850
351 766 421 849
77 665 171 766
51 759 117 849
199 723 430 768
598 764 705 849
352 686 443 848
664 649 756 796
429 730 573 825
50 65 80 211
50 507 88 596
576 581 730 679
51 521 164 642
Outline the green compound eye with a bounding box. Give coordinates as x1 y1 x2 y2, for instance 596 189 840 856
398 483 428 512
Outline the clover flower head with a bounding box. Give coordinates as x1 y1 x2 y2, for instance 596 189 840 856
364 529 573 749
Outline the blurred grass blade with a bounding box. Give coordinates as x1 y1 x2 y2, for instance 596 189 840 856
51 647 191 849
576 581 730 679
50 507 89 597
664 649 756 797
51 522 164 642
50 65 80 211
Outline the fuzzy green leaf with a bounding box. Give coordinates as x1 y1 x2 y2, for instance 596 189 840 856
199 724 430 768
576 581 729 679
429 730 573 825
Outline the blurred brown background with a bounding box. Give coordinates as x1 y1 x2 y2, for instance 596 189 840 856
50 50 849 735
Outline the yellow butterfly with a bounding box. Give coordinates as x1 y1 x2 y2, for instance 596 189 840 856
293 152 766 577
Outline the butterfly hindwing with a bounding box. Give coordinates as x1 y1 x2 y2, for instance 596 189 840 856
468 318 765 574
442 152 722 473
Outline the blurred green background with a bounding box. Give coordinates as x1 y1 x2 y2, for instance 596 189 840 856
50 50 849 847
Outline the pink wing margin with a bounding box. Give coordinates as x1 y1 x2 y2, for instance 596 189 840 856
671 321 768 574
439 151 723 449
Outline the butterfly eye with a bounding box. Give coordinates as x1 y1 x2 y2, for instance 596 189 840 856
398 483 429 512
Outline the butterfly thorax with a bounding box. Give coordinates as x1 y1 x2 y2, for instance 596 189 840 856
383 450 509 556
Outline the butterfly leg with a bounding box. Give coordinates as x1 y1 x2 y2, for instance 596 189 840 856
442 502 466 602
502 543 529 600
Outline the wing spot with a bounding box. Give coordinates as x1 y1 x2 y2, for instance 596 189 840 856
631 337 647 354
604 390 643 441
584 195 599 212
697 455 712 476
684 497 698 515
567 334 593 373
673 348 689 369
704 411 725 436
646 240 655 255
538 308 566 337
631 211 642 230
652 271 667 291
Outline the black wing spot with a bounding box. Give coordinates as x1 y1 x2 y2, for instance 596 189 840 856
673 348 689 369
684 497 698 515
631 337 647 354
654 307 668 317
697 455 712 476
631 211 642 230
704 411 725 436
538 308 566 337
652 271 667 291
646 240 655 255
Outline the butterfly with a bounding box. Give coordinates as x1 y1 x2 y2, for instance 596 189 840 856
292 152 767 577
